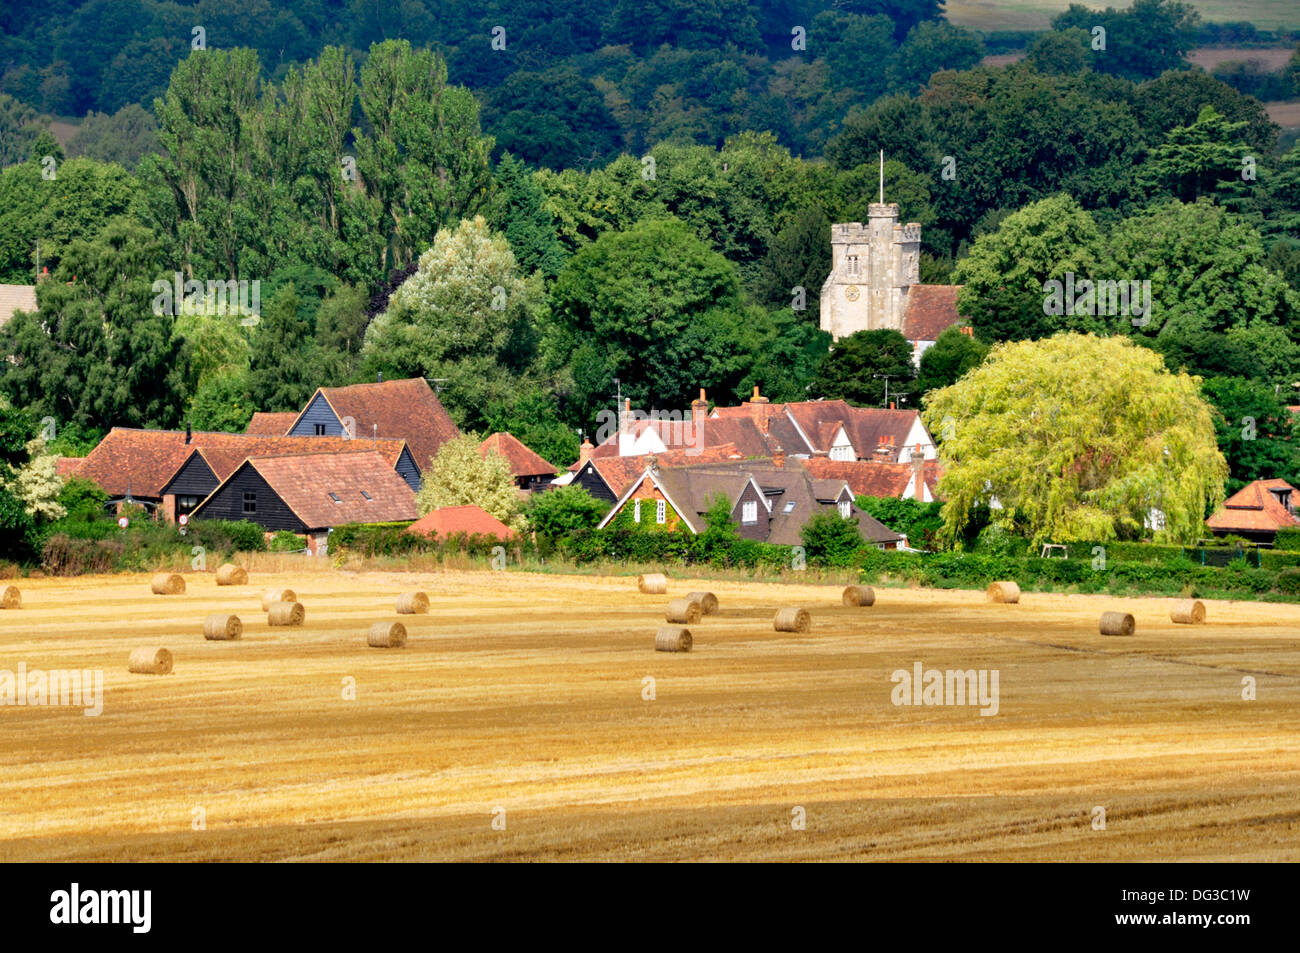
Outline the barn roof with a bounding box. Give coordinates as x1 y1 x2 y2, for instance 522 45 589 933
214 451 418 529
301 378 460 471
406 504 513 541
244 412 297 435
480 432 556 479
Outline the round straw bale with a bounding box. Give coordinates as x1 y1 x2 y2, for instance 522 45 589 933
774 607 811 632
986 580 1021 604
655 627 692 652
842 585 875 607
395 591 430 614
215 563 248 586
128 646 173 675
638 573 668 594
151 573 185 595
684 591 719 615
261 588 296 612
665 597 702 624
368 621 407 648
203 614 242 641
1099 611 1135 636
1170 599 1206 624
1 585 20 609
267 601 305 626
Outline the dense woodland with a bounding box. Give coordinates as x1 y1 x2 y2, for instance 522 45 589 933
2 0 1300 555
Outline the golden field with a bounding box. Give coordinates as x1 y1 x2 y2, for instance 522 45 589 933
1 567 1298 862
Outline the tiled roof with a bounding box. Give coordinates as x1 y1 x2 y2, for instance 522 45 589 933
406 504 513 541
1206 479 1300 534
0 284 36 329
902 284 966 342
480 432 557 478
578 443 746 496
55 457 85 480
309 378 459 471
590 394 934 462
244 412 297 435
228 451 417 529
78 429 410 498
799 458 940 499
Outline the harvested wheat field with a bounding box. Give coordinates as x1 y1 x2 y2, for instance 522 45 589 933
2 569 1299 862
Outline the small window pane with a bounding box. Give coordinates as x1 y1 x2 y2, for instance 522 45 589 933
656 500 666 524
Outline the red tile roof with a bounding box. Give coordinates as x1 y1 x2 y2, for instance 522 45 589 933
0 283 36 329
799 459 940 499
306 378 459 471
902 284 966 342
480 432 557 479
227 451 417 528
244 412 297 435
78 429 410 498
55 457 85 480
406 504 513 541
1206 479 1300 534
580 443 746 496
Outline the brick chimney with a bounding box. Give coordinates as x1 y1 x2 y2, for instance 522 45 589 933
618 398 635 457
691 388 708 423
578 437 594 466
889 401 896 410
185 421 192 444
746 384 771 434
910 443 925 500
960 325 974 337
773 445 785 468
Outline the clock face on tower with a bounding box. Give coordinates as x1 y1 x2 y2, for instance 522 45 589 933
844 285 860 301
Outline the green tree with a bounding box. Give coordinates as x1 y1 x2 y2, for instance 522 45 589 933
187 367 256 433
810 329 917 407
545 216 766 427
362 216 540 429
67 104 160 168
415 433 523 527
1201 376 1300 493
800 510 864 566
953 194 1102 342
1053 0 1199 82
888 21 985 93
1139 105 1252 202
922 333 1227 546
486 153 568 280
248 285 330 412
0 219 186 430
0 94 47 167
526 485 608 540
1024 28 1092 75
916 326 988 395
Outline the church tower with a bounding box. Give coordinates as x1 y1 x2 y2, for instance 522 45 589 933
819 202 921 341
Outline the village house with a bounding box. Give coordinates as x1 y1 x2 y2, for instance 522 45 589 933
1206 478 1300 545
479 432 558 492
275 377 460 472
596 456 904 548
188 451 417 554
68 428 415 516
589 387 936 465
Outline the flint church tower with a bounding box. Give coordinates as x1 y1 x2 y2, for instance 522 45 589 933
819 202 922 341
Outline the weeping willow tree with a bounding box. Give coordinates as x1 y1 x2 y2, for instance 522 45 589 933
922 333 1228 547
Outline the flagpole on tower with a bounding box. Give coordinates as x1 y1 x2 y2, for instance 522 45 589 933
879 150 884 204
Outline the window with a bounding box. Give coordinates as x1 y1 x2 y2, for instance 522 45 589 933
314 423 327 436
656 500 666 524
782 500 796 514
177 495 201 515
361 490 373 501
242 492 256 514
838 500 850 518
633 500 641 523
742 500 758 524
830 445 854 462
329 492 341 503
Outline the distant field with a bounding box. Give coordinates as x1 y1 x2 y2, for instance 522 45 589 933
1189 46 1296 70
1266 99 1300 126
2 568 1298 861
949 1 1300 32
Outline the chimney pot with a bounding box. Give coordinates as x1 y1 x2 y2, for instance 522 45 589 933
185 421 192 444
773 446 785 468
579 437 594 466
